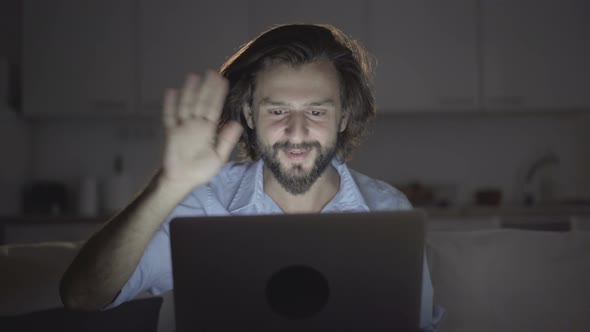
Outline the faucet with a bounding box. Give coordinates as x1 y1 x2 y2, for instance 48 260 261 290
523 153 560 206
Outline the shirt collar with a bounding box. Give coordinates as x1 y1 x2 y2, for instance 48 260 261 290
323 158 370 213
227 158 370 214
227 159 267 215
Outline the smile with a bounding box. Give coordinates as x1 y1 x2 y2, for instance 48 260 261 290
284 148 311 160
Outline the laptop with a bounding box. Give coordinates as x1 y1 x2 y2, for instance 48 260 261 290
170 210 426 332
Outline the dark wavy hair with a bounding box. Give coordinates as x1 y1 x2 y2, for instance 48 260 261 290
219 24 376 161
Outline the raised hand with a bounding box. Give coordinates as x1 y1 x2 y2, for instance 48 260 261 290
160 70 243 187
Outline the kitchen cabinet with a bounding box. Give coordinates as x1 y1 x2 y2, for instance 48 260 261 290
138 0 250 115
482 0 590 110
249 0 367 47
22 1 590 117
368 0 479 113
22 0 136 117
140 0 367 113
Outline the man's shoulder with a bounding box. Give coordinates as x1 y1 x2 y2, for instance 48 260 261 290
347 167 405 197
184 161 254 195
174 160 258 216
347 167 412 210
200 160 259 205
213 160 258 186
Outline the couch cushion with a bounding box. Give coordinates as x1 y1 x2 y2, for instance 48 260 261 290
426 229 590 332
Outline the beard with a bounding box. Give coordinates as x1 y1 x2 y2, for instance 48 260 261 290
258 138 338 195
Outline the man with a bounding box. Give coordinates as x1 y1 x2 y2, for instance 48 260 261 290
60 24 444 330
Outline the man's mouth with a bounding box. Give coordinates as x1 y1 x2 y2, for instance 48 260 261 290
284 147 311 160
288 148 305 155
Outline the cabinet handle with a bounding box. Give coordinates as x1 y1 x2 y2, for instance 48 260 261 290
90 100 128 112
437 96 475 107
487 96 525 107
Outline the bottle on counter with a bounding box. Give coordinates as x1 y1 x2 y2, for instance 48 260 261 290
78 176 99 217
103 155 133 216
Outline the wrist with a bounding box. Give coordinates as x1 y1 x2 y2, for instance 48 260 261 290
151 169 204 199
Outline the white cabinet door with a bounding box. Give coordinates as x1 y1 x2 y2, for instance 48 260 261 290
139 0 250 115
483 0 590 111
249 0 367 46
22 0 136 117
368 0 479 113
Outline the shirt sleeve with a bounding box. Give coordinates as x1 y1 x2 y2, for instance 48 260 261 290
103 193 208 310
419 255 447 331
102 225 173 309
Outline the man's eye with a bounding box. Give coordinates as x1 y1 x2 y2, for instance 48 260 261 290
270 109 286 115
308 110 323 117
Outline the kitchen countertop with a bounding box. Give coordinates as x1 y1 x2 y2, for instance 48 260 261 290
2 207 589 243
2 204 590 224
423 204 590 218
0 215 110 224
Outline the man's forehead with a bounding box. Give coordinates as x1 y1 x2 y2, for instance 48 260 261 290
251 61 341 106
258 97 337 107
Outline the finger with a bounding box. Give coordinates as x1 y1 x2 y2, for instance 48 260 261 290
215 121 243 162
178 74 200 121
163 88 178 130
203 72 229 123
193 70 226 121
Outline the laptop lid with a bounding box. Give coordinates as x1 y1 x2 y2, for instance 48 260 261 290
170 210 425 332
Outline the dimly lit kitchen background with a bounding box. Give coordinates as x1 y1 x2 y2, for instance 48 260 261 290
1 0 589 228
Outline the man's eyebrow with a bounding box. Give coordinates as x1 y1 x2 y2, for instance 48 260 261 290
306 99 336 107
258 98 288 106
258 98 336 107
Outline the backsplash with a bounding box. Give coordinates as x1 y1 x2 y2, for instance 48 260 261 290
29 118 165 213
24 111 589 213
349 111 587 206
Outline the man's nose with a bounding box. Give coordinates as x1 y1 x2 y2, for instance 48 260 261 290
284 112 309 141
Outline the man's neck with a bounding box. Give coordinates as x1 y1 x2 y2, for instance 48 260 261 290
262 165 341 214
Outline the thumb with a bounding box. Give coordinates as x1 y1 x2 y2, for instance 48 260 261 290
215 121 243 161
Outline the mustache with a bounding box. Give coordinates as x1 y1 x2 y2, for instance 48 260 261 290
272 141 322 150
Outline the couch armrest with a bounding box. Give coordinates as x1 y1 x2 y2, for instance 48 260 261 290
426 229 590 332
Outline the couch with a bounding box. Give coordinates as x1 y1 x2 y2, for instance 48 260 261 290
1 221 589 332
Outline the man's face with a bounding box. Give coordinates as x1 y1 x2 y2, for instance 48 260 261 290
244 61 349 195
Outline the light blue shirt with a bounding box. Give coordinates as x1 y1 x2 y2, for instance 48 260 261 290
107 158 445 330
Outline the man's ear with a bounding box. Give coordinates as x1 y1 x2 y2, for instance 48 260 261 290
243 103 255 129
339 110 350 133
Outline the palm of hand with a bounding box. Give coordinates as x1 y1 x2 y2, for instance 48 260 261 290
160 71 243 186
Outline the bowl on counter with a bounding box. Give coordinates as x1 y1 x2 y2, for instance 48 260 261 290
474 189 502 206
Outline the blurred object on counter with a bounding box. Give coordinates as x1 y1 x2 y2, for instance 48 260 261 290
523 152 560 206
474 188 502 206
398 181 457 207
22 180 69 216
399 182 434 206
78 176 99 217
103 154 133 216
